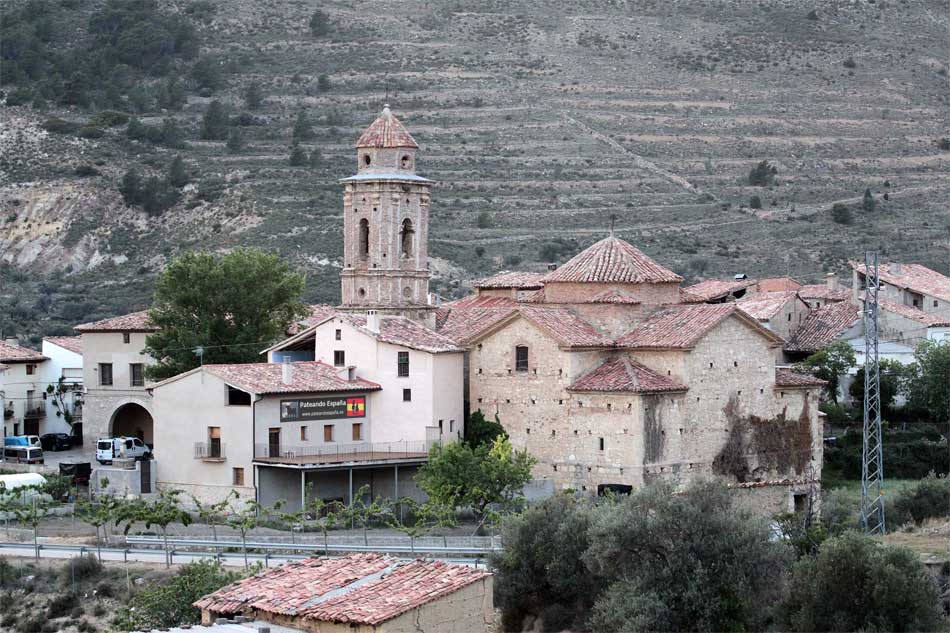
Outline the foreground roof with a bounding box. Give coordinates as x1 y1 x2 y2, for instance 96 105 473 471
775 368 827 388
74 310 157 333
520 306 613 347
569 356 687 393
853 261 950 302
683 278 757 302
194 554 490 626
785 301 861 353
876 297 950 327
355 105 418 149
736 291 802 320
757 277 802 292
473 271 545 290
43 336 83 355
618 304 783 349
341 315 463 353
185 362 380 395
0 340 46 363
541 235 682 285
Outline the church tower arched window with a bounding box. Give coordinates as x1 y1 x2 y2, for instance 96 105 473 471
359 219 369 258
400 219 414 257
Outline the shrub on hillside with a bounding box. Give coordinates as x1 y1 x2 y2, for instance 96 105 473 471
89 110 130 128
831 202 852 225
749 195 762 209
748 160 777 186
41 118 78 135
890 473 950 526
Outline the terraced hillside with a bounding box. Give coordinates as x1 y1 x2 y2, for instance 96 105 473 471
1 0 949 341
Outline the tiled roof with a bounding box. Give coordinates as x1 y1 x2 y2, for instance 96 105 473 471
852 262 950 302
74 310 157 333
679 288 706 303
730 478 818 489
291 304 340 333
876 297 950 327
519 306 612 347
775 367 826 388
194 554 490 626
568 356 687 393
435 306 518 345
0 340 46 363
355 106 418 149
798 284 850 302
541 235 682 285
589 288 641 304
519 288 547 303
757 277 802 292
618 303 782 349
785 301 861 353
444 295 519 308
683 278 757 302
342 315 463 354
200 362 380 395
473 271 545 290
43 336 83 355
736 291 800 321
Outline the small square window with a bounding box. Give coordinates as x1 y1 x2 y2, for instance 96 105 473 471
403 388 411 402
123 332 131 344
333 350 345 366
335 329 342 340
232 468 244 486
26 364 36 376
323 424 334 442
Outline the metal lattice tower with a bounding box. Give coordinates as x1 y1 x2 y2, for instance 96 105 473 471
860 251 886 535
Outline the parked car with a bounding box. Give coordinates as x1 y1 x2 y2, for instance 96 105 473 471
3 445 44 464
40 433 73 451
96 437 152 465
4 435 40 448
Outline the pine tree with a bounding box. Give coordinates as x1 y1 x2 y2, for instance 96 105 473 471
317 74 331 92
201 100 229 140
243 82 262 110
119 169 141 207
161 118 186 149
308 147 322 168
862 188 876 212
289 142 308 166
309 10 331 36
167 156 189 188
227 128 243 155
292 110 315 141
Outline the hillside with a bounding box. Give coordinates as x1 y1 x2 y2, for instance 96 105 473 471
1 0 949 342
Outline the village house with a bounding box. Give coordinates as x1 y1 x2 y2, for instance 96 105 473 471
194 553 494 633
798 274 851 309
736 290 811 356
852 261 950 318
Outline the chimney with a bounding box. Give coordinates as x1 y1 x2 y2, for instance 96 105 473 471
547 263 558 271
4 337 17 346
826 273 838 290
281 356 294 385
892 262 902 275
337 365 355 381
366 310 379 333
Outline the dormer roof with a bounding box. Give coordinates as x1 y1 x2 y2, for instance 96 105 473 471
541 235 682 285
355 105 419 149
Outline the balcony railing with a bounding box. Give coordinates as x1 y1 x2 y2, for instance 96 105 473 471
254 440 435 465
194 441 226 461
3 408 12 420
24 405 45 419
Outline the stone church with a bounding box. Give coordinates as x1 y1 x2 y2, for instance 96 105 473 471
343 106 825 514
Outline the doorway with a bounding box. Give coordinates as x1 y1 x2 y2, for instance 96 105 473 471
268 428 281 458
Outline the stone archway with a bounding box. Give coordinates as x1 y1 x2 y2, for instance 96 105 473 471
110 402 154 446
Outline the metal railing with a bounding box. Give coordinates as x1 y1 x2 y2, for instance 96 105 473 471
254 439 433 463
2 408 12 420
126 535 501 556
194 441 226 460
24 405 45 419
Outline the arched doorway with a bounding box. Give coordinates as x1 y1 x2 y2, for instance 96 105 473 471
110 402 154 446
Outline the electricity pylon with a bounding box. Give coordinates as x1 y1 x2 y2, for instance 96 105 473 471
860 251 886 535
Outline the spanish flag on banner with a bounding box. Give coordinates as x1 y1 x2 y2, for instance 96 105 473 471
346 397 365 417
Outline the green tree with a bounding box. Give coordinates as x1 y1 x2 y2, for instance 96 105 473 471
416 436 535 531
200 99 229 140
75 482 122 562
292 110 315 141
476 211 493 229
119 168 141 206
243 82 262 110
748 159 777 186
464 410 507 449
44 376 81 431
387 498 456 555
798 340 856 403
308 146 322 168
289 141 308 166
304 491 341 556
272 499 306 546
781 532 942 632
143 249 308 380
191 55 224 91
831 202 852 225
118 489 191 568
587 480 791 632
160 117 185 149
862 187 876 212
904 340 950 422
139 176 180 216
341 485 391 545
317 74 331 92
190 491 236 542
226 127 243 154
848 358 903 411
167 155 189 188
491 495 601 631
0 487 56 560
309 10 331 36
156 77 186 110
225 499 266 569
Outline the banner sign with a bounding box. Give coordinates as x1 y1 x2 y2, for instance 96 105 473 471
280 395 366 422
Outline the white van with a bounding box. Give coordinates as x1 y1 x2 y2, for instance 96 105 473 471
96 437 152 464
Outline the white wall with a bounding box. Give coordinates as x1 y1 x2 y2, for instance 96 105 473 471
39 340 83 435
1 361 44 437
81 331 153 393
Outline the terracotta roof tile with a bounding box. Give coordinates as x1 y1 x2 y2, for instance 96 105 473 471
736 291 801 320
43 336 83 355
473 271 545 290
519 306 612 347
569 356 687 393
730 478 818 489
797 284 851 302
852 262 950 302
757 277 802 292
0 340 46 363
541 235 682 285
445 295 520 308
342 315 463 354
519 288 547 303
679 288 706 303
785 301 861 353
588 288 641 304
201 362 380 395
617 304 739 349
684 278 757 302
355 106 418 149
74 310 157 333
436 306 518 345
876 297 950 327
289 304 340 334
775 367 827 388
194 554 490 626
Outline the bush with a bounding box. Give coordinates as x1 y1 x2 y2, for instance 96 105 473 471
95 580 114 598
310 10 331 36
781 532 941 632
503 254 522 266
59 554 102 585
41 118 78 135
749 195 762 209
819 488 859 534
122 560 241 629
937 138 950 151
843 57 857 69
890 473 950 526
748 160 777 186
831 202 852 225
74 165 100 177
47 591 78 619
77 126 105 139
476 211 493 229
89 110 130 128
862 187 876 212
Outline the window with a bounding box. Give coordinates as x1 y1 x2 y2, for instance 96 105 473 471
26 364 36 376
323 424 334 442
227 386 251 406
300 426 308 441
403 388 411 402
335 329 342 340
99 363 113 386
233 468 244 486
515 346 529 372
793 493 807 514
208 427 221 458
787 313 792 322
359 219 369 258
363 154 371 166
935 300 940 308
401 154 410 169
400 219 414 257
352 423 363 441
334 350 345 367
129 363 144 387
397 352 409 377
123 332 130 344
438 420 443 432
449 420 454 432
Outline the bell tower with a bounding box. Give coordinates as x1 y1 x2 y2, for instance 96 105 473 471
339 106 435 327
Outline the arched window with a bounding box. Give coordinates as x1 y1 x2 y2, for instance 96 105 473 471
359 219 369 258
515 345 529 372
400 218 414 257
401 154 411 169
363 154 371 166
